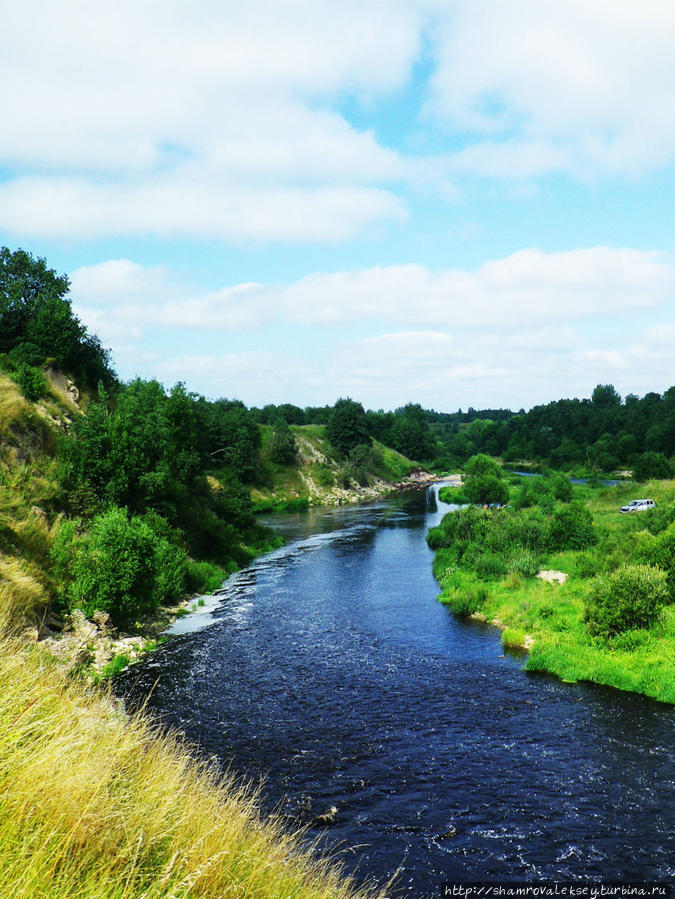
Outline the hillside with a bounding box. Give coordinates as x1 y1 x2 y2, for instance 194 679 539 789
251 423 417 510
0 380 385 898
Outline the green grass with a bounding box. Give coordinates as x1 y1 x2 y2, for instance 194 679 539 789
433 478 675 703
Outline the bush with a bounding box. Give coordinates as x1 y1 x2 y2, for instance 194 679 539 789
185 559 228 594
633 452 673 482
52 508 190 626
634 523 675 600
316 465 334 487
584 564 669 637
15 364 46 402
464 474 509 506
548 501 597 551
472 550 507 580
643 504 675 536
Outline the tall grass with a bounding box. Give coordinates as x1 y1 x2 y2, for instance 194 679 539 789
0 634 385 899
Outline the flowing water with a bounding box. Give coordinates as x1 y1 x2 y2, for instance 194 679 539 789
118 486 674 897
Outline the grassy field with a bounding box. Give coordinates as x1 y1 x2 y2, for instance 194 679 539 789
432 478 675 704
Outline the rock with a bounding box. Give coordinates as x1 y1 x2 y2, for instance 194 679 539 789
92 610 113 636
436 825 457 840
314 805 338 826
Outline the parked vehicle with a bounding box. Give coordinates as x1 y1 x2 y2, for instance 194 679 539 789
620 499 655 513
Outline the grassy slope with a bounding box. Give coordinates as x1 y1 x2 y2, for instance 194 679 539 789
433 479 675 704
0 375 386 899
251 423 414 510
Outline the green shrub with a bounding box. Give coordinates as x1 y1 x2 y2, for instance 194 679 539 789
548 501 597 551
464 454 501 478
633 452 673 482
51 508 191 626
443 584 488 615
573 550 603 578
548 471 573 502
643 504 675 536
16 364 46 402
185 559 228 594
611 629 651 652
464 474 509 506
316 465 334 487
584 564 669 637
472 550 507 580
634 523 675 600
268 417 297 465
502 628 526 650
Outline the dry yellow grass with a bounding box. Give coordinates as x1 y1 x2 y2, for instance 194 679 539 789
0 634 386 899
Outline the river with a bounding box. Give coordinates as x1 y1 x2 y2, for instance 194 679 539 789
118 485 674 897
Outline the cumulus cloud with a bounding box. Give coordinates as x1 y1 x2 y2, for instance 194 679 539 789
427 0 675 175
71 247 675 345
69 249 675 409
2 1 675 242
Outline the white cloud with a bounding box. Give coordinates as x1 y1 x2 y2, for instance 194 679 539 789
3 0 675 243
69 250 674 409
427 0 675 175
0 0 421 241
71 248 675 347
130 321 674 411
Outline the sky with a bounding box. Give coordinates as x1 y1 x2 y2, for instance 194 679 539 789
1 0 674 412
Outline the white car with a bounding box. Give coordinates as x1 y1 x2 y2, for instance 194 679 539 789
620 499 655 513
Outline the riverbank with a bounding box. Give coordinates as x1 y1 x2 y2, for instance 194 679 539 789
430 478 675 704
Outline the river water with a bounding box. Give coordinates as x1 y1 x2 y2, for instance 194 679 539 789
118 486 674 897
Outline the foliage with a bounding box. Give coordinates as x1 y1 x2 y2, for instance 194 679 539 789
633 451 673 482
326 398 370 455
0 246 115 388
547 501 597 551
584 564 669 637
464 453 501 478
52 508 188 626
387 404 436 461
464 474 509 506
15 364 46 402
268 417 297 465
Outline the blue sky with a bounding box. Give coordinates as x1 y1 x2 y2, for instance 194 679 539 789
1 0 674 411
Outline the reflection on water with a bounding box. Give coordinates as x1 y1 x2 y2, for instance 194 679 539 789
119 486 675 898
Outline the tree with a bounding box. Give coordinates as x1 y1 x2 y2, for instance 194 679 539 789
464 474 509 506
0 246 115 387
591 384 621 407
464 454 502 479
326 398 370 455
633 452 673 482
269 417 297 465
547 501 596 550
